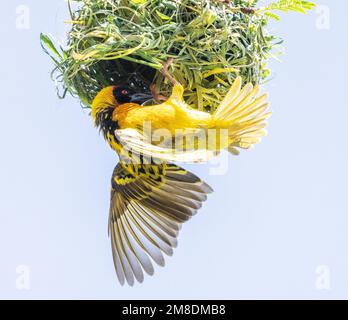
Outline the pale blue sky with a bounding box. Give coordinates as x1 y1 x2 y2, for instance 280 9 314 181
0 1 347 299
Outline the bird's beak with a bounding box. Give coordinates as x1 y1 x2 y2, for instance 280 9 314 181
130 92 153 104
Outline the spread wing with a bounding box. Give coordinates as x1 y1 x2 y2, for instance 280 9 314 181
109 162 213 286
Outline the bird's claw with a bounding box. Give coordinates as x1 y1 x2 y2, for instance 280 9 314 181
150 83 168 102
160 58 179 86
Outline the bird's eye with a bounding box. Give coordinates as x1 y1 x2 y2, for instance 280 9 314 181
121 89 129 95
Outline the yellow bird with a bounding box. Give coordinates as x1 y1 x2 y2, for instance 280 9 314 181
91 72 270 286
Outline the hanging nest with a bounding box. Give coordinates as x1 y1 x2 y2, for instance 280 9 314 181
41 0 314 112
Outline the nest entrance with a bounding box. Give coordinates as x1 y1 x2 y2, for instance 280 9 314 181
94 59 156 93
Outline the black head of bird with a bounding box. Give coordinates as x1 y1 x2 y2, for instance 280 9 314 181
113 85 153 105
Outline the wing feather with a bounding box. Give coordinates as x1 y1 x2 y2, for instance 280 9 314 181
109 163 212 285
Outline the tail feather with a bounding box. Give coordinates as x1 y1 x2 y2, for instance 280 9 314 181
214 76 271 152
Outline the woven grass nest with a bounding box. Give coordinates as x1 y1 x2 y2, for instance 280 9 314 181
41 0 314 112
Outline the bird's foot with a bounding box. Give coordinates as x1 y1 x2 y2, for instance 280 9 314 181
160 58 179 86
150 84 168 102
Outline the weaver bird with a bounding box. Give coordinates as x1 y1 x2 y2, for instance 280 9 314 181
91 70 270 286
